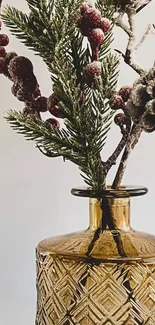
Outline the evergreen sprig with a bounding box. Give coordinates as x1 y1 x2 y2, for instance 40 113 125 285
2 0 120 189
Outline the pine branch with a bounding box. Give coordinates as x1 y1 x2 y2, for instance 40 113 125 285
2 0 120 189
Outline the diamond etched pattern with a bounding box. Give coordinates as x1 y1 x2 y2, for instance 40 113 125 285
36 251 155 325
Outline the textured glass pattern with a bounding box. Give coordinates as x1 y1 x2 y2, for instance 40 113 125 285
36 252 155 324
36 192 155 324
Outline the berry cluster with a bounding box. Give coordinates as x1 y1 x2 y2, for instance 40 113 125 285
0 20 11 74
77 2 111 87
110 86 132 111
0 18 60 128
109 86 132 131
8 56 39 102
125 66 155 132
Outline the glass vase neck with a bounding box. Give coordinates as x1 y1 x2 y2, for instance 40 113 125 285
71 185 148 232
89 197 130 231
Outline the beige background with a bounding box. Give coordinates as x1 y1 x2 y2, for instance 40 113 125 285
0 0 155 324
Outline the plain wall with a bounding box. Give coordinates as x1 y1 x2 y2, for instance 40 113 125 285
0 0 155 324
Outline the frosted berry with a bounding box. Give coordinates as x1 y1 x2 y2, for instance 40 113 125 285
23 107 36 115
8 56 33 79
114 113 130 126
80 2 92 15
47 93 60 107
47 93 61 117
118 85 132 102
114 113 129 125
20 75 38 93
4 52 18 76
16 89 33 102
0 34 9 46
45 118 60 128
88 28 104 47
100 18 111 33
110 94 125 110
11 82 19 96
84 8 101 27
0 47 6 57
33 84 41 99
84 61 101 86
0 57 6 73
34 96 48 112
76 16 91 36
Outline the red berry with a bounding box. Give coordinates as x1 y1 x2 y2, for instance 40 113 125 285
8 56 33 79
0 57 6 73
23 107 36 115
49 105 61 117
34 96 48 112
76 16 91 36
84 8 101 27
80 2 92 15
100 18 111 33
47 93 59 107
110 94 125 110
88 28 104 47
114 113 127 125
114 113 130 131
33 84 41 99
16 89 33 102
0 46 6 57
45 118 60 128
84 61 101 87
118 85 132 102
47 93 61 117
0 34 9 46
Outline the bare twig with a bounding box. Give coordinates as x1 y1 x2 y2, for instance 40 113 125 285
115 9 146 75
134 24 152 50
112 123 142 189
104 120 131 174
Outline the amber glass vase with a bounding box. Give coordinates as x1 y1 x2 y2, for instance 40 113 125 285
36 186 155 325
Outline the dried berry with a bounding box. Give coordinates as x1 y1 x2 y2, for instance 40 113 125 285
47 93 60 107
80 2 92 15
110 94 125 110
0 34 9 46
8 56 33 79
20 75 37 93
47 93 61 117
4 52 18 76
141 112 155 133
84 61 101 87
33 84 41 99
0 46 6 57
114 113 131 133
11 82 19 96
76 16 91 36
0 57 6 73
88 28 104 48
16 89 33 102
84 8 101 27
100 18 111 33
23 107 36 115
33 96 48 112
118 85 132 102
45 118 60 128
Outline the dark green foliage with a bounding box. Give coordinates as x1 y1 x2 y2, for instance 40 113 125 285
3 0 119 189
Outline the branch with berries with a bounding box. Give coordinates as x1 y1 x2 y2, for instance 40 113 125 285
1 0 155 191
1 0 124 191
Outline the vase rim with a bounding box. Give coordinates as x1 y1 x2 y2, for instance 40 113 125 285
71 185 148 198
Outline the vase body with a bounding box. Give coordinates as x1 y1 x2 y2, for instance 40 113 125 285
36 187 155 325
